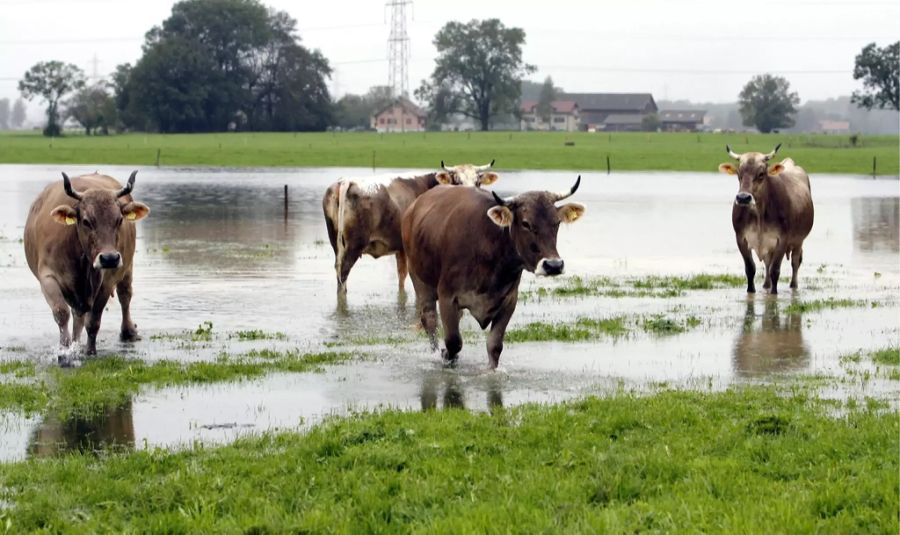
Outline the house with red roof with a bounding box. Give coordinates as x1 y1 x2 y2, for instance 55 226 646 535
519 100 580 131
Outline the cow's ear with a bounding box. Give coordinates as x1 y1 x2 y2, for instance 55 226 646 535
50 205 77 225
557 203 585 224
487 206 513 227
435 171 453 185
478 172 499 186
121 202 150 221
767 163 784 176
718 163 737 175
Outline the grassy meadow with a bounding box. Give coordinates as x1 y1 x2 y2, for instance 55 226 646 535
0 386 895 532
0 130 896 175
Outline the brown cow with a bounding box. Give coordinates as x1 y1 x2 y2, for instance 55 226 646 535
719 144 814 294
322 160 499 292
402 176 585 368
24 171 150 357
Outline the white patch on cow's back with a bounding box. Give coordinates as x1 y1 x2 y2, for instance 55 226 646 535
338 171 426 195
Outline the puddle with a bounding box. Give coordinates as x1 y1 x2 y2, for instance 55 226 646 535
0 164 898 461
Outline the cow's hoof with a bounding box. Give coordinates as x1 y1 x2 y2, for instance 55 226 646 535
120 330 141 342
441 349 459 366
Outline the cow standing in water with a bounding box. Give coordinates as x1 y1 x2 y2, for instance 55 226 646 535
322 161 499 293
24 172 150 357
719 144 814 294
402 176 585 368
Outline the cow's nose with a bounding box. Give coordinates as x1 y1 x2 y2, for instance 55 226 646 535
99 252 121 268
735 192 753 205
543 258 564 276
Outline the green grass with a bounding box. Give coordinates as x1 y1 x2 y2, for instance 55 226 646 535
631 273 746 290
230 329 288 341
641 314 702 335
524 273 746 300
871 347 900 366
0 387 895 532
0 351 351 419
783 298 868 315
0 131 896 174
506 314 701 342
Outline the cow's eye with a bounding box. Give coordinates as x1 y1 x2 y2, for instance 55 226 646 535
82 218 93 229
522 221 533 231
115 216 123 227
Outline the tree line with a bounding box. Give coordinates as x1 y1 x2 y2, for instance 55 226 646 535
12 0 899 136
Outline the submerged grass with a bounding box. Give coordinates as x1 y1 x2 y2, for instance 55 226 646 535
783 298 868 315
524 273 745 300
0 387 895 532
506 314 700 343
871 347 900 366
0 350 351 419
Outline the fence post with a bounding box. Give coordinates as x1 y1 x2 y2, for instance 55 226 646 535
155 148 161 167
872 156 876 178
284 185 289 219
606 155 611 175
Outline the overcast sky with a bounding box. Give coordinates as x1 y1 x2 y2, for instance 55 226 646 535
1 0 897 122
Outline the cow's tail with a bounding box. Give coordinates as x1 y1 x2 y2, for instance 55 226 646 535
335 180 352 282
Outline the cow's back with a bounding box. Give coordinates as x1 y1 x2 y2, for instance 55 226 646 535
772 159 814 239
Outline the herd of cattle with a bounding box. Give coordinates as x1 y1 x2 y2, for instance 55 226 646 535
23 144 813 367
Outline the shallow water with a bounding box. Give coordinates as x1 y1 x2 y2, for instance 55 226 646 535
0 164 898 460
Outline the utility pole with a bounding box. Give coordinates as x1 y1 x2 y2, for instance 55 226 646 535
386 0 411 98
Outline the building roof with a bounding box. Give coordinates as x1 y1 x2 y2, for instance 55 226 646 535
373 96 426 119
602 114 645 125
562 93 656 112
659 110 706 122
520 99 578 114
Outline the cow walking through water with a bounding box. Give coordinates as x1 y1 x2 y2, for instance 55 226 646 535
24 171 150 358
402 176 585 368
322 161 499 293
719 144 814 294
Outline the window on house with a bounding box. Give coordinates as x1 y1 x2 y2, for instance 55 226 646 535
406 118 411 125
379 118 385 124
553 117 565 123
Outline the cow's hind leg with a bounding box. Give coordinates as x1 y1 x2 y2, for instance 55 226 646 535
39 275 71 348
411 275 438 350
790 247 803 289
737 237 756 293
117 274 140 342
395 250 409 293
439 297 462 364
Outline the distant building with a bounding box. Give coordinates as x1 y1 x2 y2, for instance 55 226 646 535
371 96 426 133
659 110 706 132
561 93 657 131
519 100 580 131
817 120 851 134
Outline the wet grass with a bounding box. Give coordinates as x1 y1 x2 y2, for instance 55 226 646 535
0 361 36 377
871 347 899 366
524 273 745 300
230 330 288 341
0 350 351 419
0 387 895 532
783 298 869 315
0 131 897 175
506 314 701 343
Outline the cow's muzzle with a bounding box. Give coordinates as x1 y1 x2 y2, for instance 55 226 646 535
536 257 565 276
95 252 122 269
735 192 755 206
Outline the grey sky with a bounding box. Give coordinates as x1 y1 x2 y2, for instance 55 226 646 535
1 0 897 122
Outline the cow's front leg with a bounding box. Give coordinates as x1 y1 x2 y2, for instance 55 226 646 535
486 299 517 369
85 292 112 356
767 246 787 295
439 297 462 364
737 237 756 293
117 274 140 342
39 274 71 348
72 309 85 343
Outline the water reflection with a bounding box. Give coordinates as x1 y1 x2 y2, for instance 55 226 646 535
852 197 899 253
28 402 135 458
732 299 810 377
419 370 504 411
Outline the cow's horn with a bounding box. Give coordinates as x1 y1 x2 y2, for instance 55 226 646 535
553 175 581 202
492 191 507 206
476 159 495 172
441 160 451 172
726 145 741 160
117 170 137 198
763 143 782 161
62 172 83 201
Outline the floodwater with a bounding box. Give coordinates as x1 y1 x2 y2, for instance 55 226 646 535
0 164 898 460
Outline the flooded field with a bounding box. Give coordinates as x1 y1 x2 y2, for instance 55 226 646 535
0 164 897 461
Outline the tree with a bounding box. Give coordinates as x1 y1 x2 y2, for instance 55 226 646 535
67 83 118 135
334 86 393 130
738 74 799 133
0 98 9 130
641 113 660 132
536 76 557 123
851 41 899 111
416 19 534 131
11 98 26 128
118 0 332 132
18 61 86 136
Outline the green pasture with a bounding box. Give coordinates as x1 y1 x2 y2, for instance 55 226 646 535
0 130 896 175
